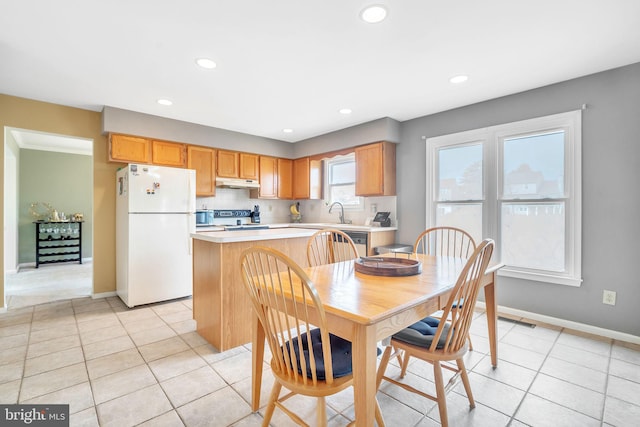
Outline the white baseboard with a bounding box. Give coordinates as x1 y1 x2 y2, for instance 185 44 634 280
476 301 640 345
92 291 117 300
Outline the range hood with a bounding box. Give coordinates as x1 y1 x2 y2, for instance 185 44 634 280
215 177 260 189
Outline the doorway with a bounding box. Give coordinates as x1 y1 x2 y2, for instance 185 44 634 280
4 127 93 309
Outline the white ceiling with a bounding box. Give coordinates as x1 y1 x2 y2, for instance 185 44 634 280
9 128 93 156
1 1 639 143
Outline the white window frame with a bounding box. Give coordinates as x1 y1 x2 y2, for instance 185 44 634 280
426 111 582 286
324 153 363 210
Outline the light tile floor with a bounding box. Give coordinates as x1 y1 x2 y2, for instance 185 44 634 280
0 295 639 426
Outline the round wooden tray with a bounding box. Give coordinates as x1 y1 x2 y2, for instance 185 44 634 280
354 257 422 276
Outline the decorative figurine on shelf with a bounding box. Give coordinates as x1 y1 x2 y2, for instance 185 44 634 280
51 210 60 222
72 213 84 222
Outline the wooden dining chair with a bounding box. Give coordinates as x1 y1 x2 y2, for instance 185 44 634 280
413 226 477 352
306 228 359 267
240 246 385 427
376 239 494 427
414 226 476 259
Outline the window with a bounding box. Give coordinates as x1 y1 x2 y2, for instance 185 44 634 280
325 154 362 208
426 111 582 286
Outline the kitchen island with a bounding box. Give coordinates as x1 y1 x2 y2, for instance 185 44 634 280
191 227 319 350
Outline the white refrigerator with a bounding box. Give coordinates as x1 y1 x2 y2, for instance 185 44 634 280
116 164 196 307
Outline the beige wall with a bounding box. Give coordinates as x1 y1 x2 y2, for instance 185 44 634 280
0 94 119 304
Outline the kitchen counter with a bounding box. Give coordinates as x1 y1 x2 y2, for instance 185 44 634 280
195 223 397 234
192 228 314 351
191 227 318 243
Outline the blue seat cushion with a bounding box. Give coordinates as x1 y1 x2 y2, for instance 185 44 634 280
392 316 451 349
284 328 353 380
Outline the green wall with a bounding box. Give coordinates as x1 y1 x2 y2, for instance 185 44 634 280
18 149 93 263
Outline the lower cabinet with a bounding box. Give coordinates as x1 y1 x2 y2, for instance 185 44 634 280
34 221 83 268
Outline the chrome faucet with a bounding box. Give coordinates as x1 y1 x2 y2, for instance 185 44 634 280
328 201 345 224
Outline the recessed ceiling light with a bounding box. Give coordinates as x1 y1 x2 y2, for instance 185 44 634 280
283 128 293 133
339 108 352 115
157 99 173 106
360 5 388 23
449 75 469 84
196 58 217 69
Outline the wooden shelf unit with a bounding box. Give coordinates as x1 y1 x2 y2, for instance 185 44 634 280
34 221 83 268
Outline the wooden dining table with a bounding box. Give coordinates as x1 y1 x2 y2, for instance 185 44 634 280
250 253 503 426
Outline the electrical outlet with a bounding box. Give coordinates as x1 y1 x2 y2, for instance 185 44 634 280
602 290 616 306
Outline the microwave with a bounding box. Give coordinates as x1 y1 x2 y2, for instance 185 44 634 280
195 210 214 227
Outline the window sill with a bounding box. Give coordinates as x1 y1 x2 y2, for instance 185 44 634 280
497 268 582 287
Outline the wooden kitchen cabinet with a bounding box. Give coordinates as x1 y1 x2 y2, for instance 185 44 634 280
250 157 293 199
253 156 278 198
292 157 310 199
293 157 322 199
355 141 396 196
151 140 186 167
277 158 293 199
217 150 259 180
187 146 216 196
216 150 239 177
109 134 151 163
239 152 259 180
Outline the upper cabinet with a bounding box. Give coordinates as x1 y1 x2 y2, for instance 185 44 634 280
187 146 216 196
151 140 186 167
253 156 278 199
293 157 322 200
239 152 259 180
216 150 239 177
110 134 151 163
109 134 186 167
355 141 396 196
217 150 259 180
250 157 293 199
277 158 293 199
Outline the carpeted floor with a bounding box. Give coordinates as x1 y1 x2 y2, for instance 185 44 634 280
4 261 92 308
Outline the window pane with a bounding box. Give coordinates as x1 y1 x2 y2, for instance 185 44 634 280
438 144 482 201
330 161 355 184
330 184 359 205
503 132 565 198
436 203 483 244
501 202 565 271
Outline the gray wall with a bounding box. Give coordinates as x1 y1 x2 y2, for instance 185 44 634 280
19 149 93 262
102 107 294 158
398 62 640 336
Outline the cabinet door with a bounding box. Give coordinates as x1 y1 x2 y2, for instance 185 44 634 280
277 158 293 199
152 140 186 167
110 134 151 163
239 153 259 180
355 142 396 196
187 146 216 196
292 157 310 199
256 156 278 198
217 150 239 177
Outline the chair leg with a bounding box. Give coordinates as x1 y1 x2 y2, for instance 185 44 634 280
262 381 282 427
394 345 404 366
374 399 386 427
456 358 475 408
467 335 474 351
433 361 449 427
399 349 411 378
317 396 327 427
